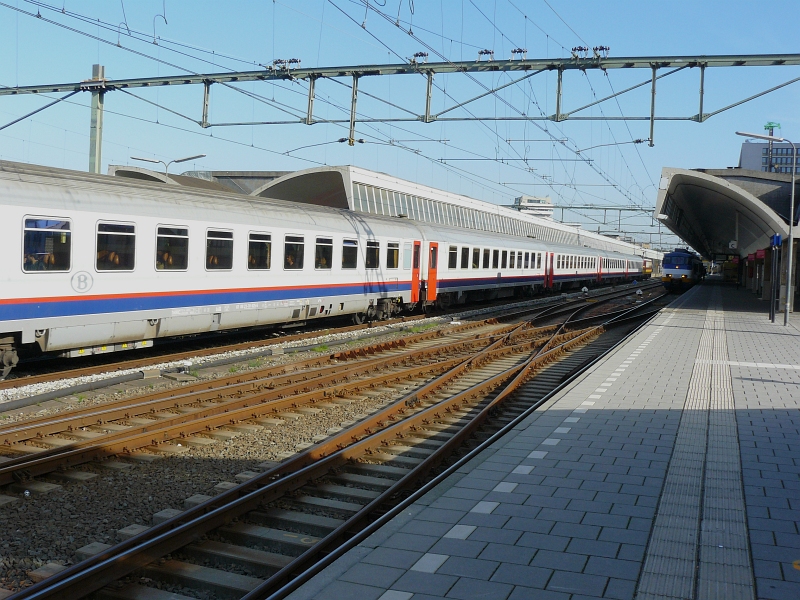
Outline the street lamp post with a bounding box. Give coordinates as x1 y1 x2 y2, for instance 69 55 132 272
131 153 206 176
736 131 795 325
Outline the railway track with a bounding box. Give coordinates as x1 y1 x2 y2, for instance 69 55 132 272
0 283 659 393
0 285 667 600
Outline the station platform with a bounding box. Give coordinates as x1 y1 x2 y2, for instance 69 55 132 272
290 280 800 600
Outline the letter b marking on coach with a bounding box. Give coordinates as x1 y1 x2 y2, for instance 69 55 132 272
71 271 93 293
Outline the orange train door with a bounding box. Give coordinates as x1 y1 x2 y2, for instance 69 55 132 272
427 242 439 301
545 252 554 288
410 241 422 303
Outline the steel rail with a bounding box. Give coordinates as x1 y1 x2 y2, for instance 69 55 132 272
0 320 504 444
264 309 661 600
0 331 517 484
7 322 583 600
0 315 431 391
5 289 650 599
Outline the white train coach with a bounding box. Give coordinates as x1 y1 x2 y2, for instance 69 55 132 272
0 161 643 378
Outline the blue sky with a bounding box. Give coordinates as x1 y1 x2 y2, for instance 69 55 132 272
1 0 798 248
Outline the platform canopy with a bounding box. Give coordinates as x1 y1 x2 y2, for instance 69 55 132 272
655 168 790 259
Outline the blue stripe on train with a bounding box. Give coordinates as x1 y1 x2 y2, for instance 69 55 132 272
0 282 412 321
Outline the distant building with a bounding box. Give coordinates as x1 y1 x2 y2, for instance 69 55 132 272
739 140 799 174
512 195 554 219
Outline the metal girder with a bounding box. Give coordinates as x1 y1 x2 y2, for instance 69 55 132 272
1 53 798 97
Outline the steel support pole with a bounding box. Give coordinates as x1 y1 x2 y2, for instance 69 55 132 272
348 75 359 146
88 64 105 174
786 140 796 325
424 71 433 123
649 66 657 146
306 77 316 125
698 65 705 122
555 69 563 121
201 81 211 128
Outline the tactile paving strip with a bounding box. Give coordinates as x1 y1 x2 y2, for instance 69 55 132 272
636 287 754 600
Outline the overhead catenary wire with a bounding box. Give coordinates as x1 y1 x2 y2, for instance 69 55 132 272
4 0 663 242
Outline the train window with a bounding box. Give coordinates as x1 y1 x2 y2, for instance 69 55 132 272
315 237 333 270
342 239 358 269
430 245 438 268
23 218 71 272
96 223 135 271
483 248 490 269
413 243 420 269
284 235 304 270
206 230 233 270
509 252 516 269
461 247 470 269
472 248 480 269
501 251 508 269
248 233 271 270
387 242 399 269
556 255 561 269
537 253 542 269
366 240 380 269
402 242 412 269
156 227 188 270
448 246 458 269
524 252 529 269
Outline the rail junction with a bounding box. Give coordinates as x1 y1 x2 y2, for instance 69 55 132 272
0 284 665 599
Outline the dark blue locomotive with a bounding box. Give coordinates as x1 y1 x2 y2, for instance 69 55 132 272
661 248 705 290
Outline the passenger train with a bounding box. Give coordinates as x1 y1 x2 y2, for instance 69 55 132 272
661 248 705 291
0 161 645 378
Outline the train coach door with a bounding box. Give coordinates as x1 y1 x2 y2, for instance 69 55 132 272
545 252 554 288
427 242 439 302
410 241 422 303
597 257 603 284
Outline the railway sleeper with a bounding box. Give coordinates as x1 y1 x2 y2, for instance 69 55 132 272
368 452 423 469
141 559 262 600
301 483 380 504
182 539 291 577
290 494 362 517
96 583 197 600
218 522 320 556
248 508 343 538
345 462 410 479
328 472 397 492
380 444 435 460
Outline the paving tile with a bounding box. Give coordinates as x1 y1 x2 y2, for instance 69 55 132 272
478 543 536 566
531 549 587 572
363 547 424 570
436 556 499 580
490 562 552 588
583 556 640 581
382 532 439 552
516 532 570 552
445 577 513 600
546 571 608 596
340 563 405 588
311 580 385 600
391 571 457 596
428 538 486 558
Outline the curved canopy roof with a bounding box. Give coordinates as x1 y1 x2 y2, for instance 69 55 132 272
655 168 789 259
